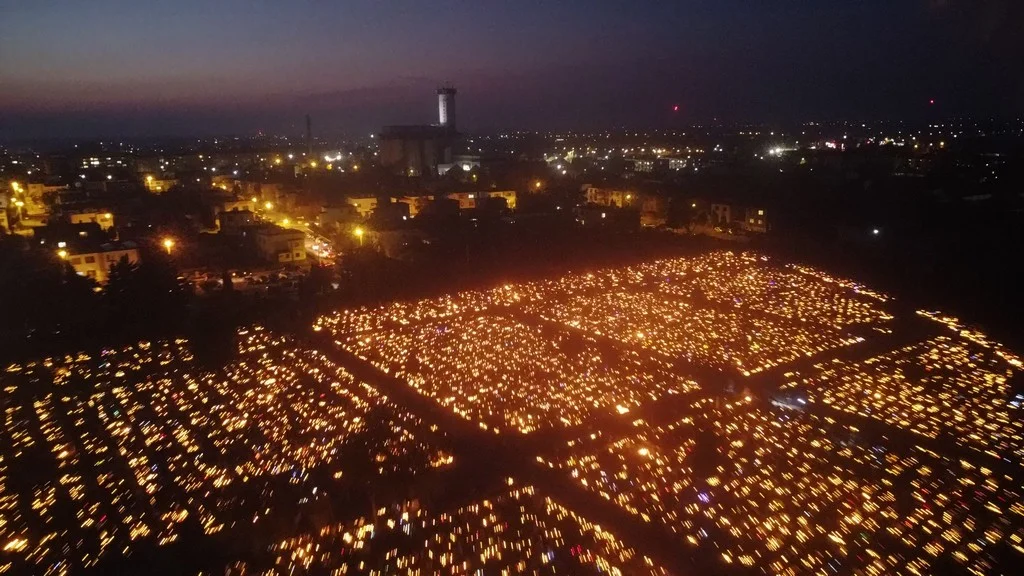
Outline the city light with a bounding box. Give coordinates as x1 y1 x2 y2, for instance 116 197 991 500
163 237 175 254
215 483 666 574
56 249 68 259
0 328 451 573
354 226 365 246
264 201 274 210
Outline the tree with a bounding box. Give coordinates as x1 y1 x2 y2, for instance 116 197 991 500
0 238 101 361
104 254 189 337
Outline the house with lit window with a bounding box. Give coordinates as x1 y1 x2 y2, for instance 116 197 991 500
744 207 769 233
65 241 140 283
247 224 305 264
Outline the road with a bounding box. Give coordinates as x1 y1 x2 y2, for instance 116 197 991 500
257 206 339 266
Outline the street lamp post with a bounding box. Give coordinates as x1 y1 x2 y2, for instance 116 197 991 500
163 238 175 255
353 226 365 247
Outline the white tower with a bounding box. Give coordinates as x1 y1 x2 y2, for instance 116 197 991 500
437 86 456 130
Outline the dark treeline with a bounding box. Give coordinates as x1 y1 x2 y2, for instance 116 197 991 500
0 222 710 367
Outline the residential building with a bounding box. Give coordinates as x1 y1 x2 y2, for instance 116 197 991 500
68 210 115 231
397 195 434 217
219 198 256 214
574 205 640 230
249 224 305 264
66 241 140 283
710 203 732 225
744 207 769 233
583 186 636 208
348 196 378 218
218 209 256 234
667 157 688 171
317 205 360 230
626 158 655 173
24 182 64 216
144 176 178 194
445 190 517 210
639 194 668 227
709 202 769 233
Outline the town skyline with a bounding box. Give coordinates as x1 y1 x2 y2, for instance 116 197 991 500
3 0 1022 139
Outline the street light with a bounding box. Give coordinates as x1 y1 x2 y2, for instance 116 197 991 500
534 180 542 190
163 238 175 254
264 201 274 211
353 226 365 246
57 249 68 260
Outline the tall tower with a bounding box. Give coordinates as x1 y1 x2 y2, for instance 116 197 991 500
437 86 456 130
305 114 313 156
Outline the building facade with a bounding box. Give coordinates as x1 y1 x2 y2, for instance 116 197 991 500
744 207 769 233
251 224 305 264
67 242 140 283
348 196 378 218
68 210 115 231
144 176 178 194
584 186 635 208
218 209 256 234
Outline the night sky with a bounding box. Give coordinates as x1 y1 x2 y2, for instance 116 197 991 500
1 0 1021 139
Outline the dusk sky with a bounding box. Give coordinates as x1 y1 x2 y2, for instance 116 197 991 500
1 0 1021 139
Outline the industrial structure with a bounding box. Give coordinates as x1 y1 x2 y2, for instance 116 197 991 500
437 86 457 130
379 86 460 177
